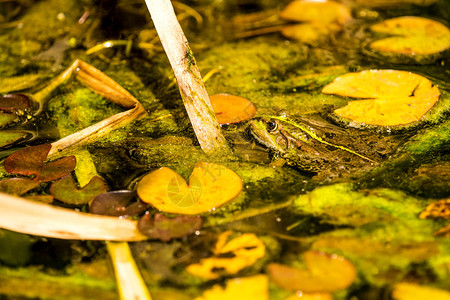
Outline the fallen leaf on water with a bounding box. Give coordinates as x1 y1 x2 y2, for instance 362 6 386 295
195 274 269 300
355 0 437 8
90 190 147 217
187 230 266 280
392 282 450 300
138 212 202 242
210 94 257 124
4 143 76 182
0 94 31 112
50 175 107 205
279 0 351 44
137 162 242 215
280 0 351 25
285 292 333 300
0 178 39 196
268 251 356 292
322 70 440 126
370 17 450 56
419 199 450 219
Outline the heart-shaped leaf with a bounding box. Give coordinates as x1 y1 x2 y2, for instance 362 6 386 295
210 94 257 124
4 143 51 176
50 175 108 205
370 17 450 56
4 143 76 182
34 156 77 182
268 251 356 292
0 178 39 196
137 162 242 215
90 190 147 217
138 213 202 242
187 231 266 279
0 94 31 112
322 70 440 126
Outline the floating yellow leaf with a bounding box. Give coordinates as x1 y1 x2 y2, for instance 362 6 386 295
322 70 440 126
279 0 351 44
195 274 269 300
370 17 450 56
187 231 266 279
392 282 450 300
285 292 333 300
210 94 257 124
268 251 356 292
355 0 437 7
280 0 351 25
137 162 242 215
419 199 450 219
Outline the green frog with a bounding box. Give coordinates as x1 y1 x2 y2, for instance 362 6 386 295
248 115 400 176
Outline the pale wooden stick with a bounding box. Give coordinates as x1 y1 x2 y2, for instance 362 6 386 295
144 0 232 155
0 192 147 241
106 242 153 300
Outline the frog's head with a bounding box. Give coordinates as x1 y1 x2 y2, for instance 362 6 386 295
248 117 290 154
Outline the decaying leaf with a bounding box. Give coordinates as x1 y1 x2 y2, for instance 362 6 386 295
392 282 450 300
50 175 107 205
419 199 450 219
34 156 77 182
268 251 356 292
0 94 31 112
210 94 257 124
90 190 147 217
4 143 76 182
195 274 269 300
138 213 202 242
0 178 39 196
322 70 440 126
279 0 351 43
370 17 450 56
137 162 242 215
187 231 266 280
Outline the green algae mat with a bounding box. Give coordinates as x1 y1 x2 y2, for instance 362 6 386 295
0 0 449 299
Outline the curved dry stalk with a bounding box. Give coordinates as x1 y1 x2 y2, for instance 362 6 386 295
144 0 233 156
0 192 147 241
37 59 148 157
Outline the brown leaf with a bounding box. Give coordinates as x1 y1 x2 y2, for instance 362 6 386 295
138 213 202 242
4 143 51 176
34 155 77 182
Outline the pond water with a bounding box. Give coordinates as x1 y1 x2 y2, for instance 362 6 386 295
0 0 449 299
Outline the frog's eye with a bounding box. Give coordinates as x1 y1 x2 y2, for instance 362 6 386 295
266 121 278 132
